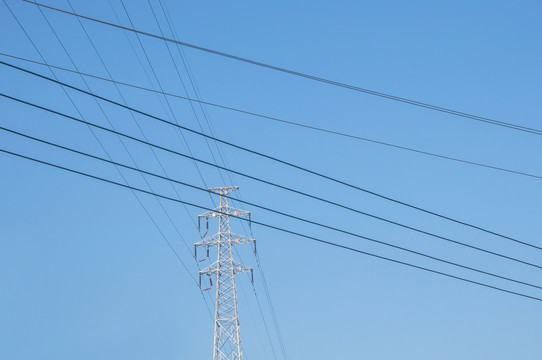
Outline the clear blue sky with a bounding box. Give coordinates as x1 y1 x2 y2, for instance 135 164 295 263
1 0 541 359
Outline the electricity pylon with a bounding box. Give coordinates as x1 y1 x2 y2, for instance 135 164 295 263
195 186 254 360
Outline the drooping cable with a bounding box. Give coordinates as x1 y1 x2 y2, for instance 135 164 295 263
2 51 541 182
3 0 213 317
2 90 541 271
1 147 541 303
3 124 541 292
64 0 215 310
22 0 542 137
154 0 254 240
1 60 535 253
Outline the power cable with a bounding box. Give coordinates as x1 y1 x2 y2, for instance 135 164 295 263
64 0 211 290
3 0 213 317
111 0 226 311
67 0 220 313
236 280 273 360
1 147 541 303
3 124 542 292
138 0 255 249
154 0 254 241
37 0 195 268
65 0 220 313
2 51 541 182
22 0 542 137
103 0 212 238
143 0 230 186
251 282 279 360
2 91 541 271
254 253 288 360
117 0 220 199
1 60 535 252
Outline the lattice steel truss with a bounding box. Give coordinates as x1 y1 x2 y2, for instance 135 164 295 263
196 186 254 360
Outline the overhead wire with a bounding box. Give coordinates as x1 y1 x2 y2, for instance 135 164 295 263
235 277 273 360
1 60 536 254
65 0 217 313
2 51 541 183
151 0 258 248
2 90 541 272
22 0 542 137
232 244 278 360
144 0 230 187
3 124 542 293
250 280 279 360
66 0 219 306
114 8 245 323
153 8 272 351
105 0 173 129
104 0 211 238
62 0 198 268
117 0 220 202
116 0 245 321
81 5 275 352
34 0 189 253
36 0 213 299
1 146 541 303
254 253 289 360
5 0 212 317
143 0 255 250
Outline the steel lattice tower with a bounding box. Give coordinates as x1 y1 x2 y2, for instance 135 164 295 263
195 186 254 360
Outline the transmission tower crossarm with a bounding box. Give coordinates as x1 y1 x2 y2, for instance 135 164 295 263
200 261 253 277
199 206 251 220
196 233 255 248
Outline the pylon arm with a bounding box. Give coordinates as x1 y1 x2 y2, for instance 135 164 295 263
195 232 255 248
199 261 253 277
195 233 221 248
199 206 251 220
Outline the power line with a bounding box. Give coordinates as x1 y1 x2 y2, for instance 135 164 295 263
33 0 213 302
250 281 279 360
22 0 542 137
254 253 288 360
2 52 541 182
58 0 217 314
154 0 256 243
34 0 197 264
85 0 246 321
0 60 535 253
3 123 541 292
236 281 274 360
1 146 541 303
122 0 248 242
142 0 229 186
115 0 219 200
147 2 281 355
2 91 541 271
3 0 214 318
102 0 215 238
61 0 196 243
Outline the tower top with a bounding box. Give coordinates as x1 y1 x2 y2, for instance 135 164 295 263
208 186 239 196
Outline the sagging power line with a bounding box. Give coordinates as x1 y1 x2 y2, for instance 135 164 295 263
0 60 534 252
1 147 541 303
3 91 542 272
22 0 542 137
3 124 542 292
2 52 541 182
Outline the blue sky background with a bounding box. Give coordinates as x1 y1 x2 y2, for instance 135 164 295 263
1 0 541 359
